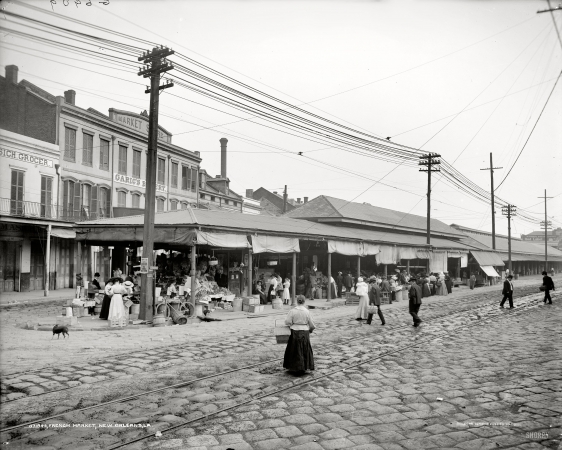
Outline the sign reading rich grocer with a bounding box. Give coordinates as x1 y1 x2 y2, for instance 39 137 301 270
0 147 54 167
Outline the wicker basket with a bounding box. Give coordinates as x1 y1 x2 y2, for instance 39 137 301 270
274 319 291 344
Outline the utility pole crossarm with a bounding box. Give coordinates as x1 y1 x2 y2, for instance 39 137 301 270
501 204 517 273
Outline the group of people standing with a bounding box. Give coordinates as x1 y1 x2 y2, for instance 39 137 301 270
254 273 291 305
96 274 136 327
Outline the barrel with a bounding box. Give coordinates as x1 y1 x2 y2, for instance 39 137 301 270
232 297 243 312
272 298 283 310
130 304 140 315
395 289 402 302
153 314 167 327
94 305 102 315
72 306 82 318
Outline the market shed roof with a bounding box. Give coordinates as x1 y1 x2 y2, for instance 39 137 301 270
284 195 464 238
76 207 474 250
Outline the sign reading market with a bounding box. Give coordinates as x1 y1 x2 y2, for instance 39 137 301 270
108 108 172 143
114 173 167 193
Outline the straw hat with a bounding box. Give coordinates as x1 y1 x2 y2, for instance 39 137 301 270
357 277 364 282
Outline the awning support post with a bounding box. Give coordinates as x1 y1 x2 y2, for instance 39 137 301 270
191 245 196 315
291 252 297 306
357 256 361 279
44 224 51 297
327 253 331 302
248 249 253 298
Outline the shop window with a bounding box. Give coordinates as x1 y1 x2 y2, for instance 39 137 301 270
118 191 126 207
64 127 76 162
118 145 127 175
132 193 140 208
40 176 53 218
99 187 109 218
99 138 110 171
157 157 166 184
170 200 178 210
10 170 24 215
157 198 165 212
82 133 93 166
171 162 178 188
133 149 142 178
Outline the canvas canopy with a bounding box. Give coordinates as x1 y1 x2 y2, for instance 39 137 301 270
327 240 380 256
397 247 418 260
481 265 500 277
376 245 397 264
252 235 299 254
471 251 505 266
429 251 447 273
50 228 76 239
197 231 250 248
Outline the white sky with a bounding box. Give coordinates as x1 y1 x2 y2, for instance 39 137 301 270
1 0 561 238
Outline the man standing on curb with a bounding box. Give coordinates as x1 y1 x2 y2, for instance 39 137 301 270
500 274 514 309
408 278 423 327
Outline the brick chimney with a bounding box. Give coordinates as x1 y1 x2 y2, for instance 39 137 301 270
297 198 301 204
5 65 18 84
304 197 309 203
64 90 76 105
246 189 254 198
220 137 228 178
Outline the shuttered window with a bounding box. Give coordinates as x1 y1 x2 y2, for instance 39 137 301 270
118 145 127 174
132 193 141 208
133 150 142 178
40 176 53 218
157 198 165 212
171 162 178 188
170 200 178 210
10 170 24 215
157 157 166 184
117 191 126 207
181 166 189 190
83 133 93 166
99 139 110 171
64 127 76 161
99 187 109 218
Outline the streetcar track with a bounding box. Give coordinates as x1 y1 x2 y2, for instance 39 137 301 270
0 291 550 438
1 290 537 405
106 295 548 450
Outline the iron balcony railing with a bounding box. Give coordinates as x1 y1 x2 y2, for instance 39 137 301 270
0 198 110 222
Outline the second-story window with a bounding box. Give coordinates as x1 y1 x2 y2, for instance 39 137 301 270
118 145 127 175
181 165 189 190
82 133 93 166
157 157 166 184
10 170 25 215
64 127 76 162
40 175 53 218
133 149 142 178
171 162 178 188
99 138 110 171
191 168 197 191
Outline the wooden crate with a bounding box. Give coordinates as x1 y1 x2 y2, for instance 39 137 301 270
381 292 390 304
274 319 291 344
248 304 264 313
345 293 360 305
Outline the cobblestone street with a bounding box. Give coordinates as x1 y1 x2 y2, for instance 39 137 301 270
0 281 560 450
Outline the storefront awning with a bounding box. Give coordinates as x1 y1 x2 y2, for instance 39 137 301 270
252 235 299 253
416 249 431 259
197 231 250 248
327 240 380 256
50 228 76 239
397 247 418 260
76 227 198 245
481 265 500 277
429 251 447 273
471 251 505 266
376 245 397 264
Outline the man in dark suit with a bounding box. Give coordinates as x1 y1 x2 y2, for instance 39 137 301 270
500 274 514 308
408 279 423 327
366 277 385 325
343 272 353 294
542 271 555 304
336 272 344 298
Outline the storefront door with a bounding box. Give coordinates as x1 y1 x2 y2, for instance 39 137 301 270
0 241 18 292
30 240 45 291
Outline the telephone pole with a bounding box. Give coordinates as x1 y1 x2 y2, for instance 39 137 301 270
501 204 517 273
419 153 441 245
137 46 174 321
480 153 502 249
538 189 553 272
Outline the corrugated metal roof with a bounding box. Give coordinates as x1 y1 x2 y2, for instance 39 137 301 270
461 230 562 258
77 207 472 250
284 195 464 237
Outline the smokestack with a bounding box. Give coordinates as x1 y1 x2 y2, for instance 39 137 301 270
220 137 228 178
297 198 301 204
304 197 309 203
246 189 254 198
64 90 76 105
5 65 18 84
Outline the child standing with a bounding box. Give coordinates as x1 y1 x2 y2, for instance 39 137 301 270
282 278 291 305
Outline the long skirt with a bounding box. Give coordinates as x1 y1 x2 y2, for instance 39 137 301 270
283 330 314 372
107 294 127 327
436 283 447 296
421 284 431 298
99 294 112 320
355 295 369 319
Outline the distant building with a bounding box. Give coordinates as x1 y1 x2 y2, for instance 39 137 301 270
520 228 562 250
247 187 305 216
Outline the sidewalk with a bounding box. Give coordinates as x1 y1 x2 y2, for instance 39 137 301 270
0 288 75 306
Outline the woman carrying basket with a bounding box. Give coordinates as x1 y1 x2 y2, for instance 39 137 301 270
283 295 315 375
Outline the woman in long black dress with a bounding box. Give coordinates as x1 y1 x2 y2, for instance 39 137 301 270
98 278 115 320
283 295 315 374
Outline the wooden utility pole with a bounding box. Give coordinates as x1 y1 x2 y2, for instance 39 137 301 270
480 153 502 249
137 46 174 321
419 153 441 245
538 190 553 272
501 204 517 273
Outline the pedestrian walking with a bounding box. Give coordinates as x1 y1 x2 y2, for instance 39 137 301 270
500 274 514 308
541 271 555 304
282 278 291 305
444 271 453 294
469 273 476 290
408 278 423 327
366 277 385 325
283 295 315 374
355 277 370 321
336 272 343 298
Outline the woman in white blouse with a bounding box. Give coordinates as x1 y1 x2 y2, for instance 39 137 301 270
283 295 316 374
355 277 369 321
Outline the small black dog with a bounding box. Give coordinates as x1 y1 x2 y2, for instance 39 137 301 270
52 325 69 339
